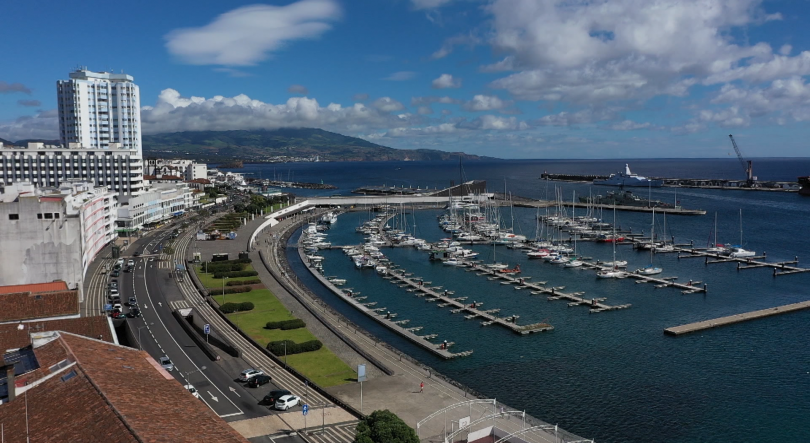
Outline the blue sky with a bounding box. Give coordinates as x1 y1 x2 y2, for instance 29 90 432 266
2 0 810 159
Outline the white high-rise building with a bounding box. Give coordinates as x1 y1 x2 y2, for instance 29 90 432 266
57 68 142 154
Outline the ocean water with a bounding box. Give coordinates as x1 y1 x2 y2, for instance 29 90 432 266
231 159 810 443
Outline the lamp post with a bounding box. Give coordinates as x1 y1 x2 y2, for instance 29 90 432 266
284 341 287 367
137 323 153 351
222 276 228 304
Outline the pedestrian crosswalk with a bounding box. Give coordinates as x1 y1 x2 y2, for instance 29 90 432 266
168 300 190 310
303 422 357 443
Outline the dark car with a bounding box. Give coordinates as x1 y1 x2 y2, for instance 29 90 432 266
261 389 290 405
247 375 272 388
127 308 142 318
123 266 132 273
127 297 137 306
133 251 141 257
111 270 120 277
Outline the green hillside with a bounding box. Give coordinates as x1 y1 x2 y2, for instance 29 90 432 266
143 128 486 162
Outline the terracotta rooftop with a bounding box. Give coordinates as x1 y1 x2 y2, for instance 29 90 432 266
0 332 249 443
0 317 113 353
0 281 68 295
0 290 79 322
189 178 212 184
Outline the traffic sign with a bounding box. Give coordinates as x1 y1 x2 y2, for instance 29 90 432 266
204 324 210 335
302 404 309 416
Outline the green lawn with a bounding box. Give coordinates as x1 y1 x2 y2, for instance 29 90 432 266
195 263 259 289
212 290 354 387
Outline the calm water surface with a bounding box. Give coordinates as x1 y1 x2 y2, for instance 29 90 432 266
230 159 810 443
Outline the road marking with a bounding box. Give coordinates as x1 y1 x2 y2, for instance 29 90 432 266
229 386 241 397
208 391 219 402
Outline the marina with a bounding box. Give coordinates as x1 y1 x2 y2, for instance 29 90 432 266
664 300 810 335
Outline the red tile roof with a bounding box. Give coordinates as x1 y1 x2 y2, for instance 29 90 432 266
0 332 249 443
0 281 68 295
0 317 112 353
0 290 79 322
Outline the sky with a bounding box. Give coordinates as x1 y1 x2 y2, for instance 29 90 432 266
2 0 810 159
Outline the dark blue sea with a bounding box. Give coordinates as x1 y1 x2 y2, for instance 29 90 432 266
229 159 810 443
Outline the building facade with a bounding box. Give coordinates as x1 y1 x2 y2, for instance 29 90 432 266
57 69 142 154
146 159 207 181
0 181 117 298
0 142 144 195
116 182 193 232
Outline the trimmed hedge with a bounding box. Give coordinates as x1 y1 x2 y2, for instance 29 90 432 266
214 286 253 295
206 263 246 273
267 339 323 356
213 270 259 279
202 258 251 267
264 319 306 330
227 279 260 286
220 301 255 313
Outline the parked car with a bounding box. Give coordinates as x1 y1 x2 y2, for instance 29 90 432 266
111 270 120 277
184 384 200 399
112 303 122 312
247 374 272 388
116 258 125 266
127 297 137 306
262 390 291 406
110 310 123 319
275 395 300 411
238 369 264 382
159 356 174 371
127 259 135 267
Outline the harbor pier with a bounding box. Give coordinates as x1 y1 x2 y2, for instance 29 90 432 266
664 300 810 335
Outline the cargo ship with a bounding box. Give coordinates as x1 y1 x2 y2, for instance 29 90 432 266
579 190 674 208
800 176 810 196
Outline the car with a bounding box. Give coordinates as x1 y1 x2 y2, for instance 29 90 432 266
127 259 135 267
110 309 123 319
159 356 174 372
262 389 291 406
126 308 142 318
247 374 272 388
111 270 120 277
116 258 125 266
112 302 122 311
110 279 118 287
275 394 300 411
133 251 141 257
126 297 137 306
123 266 132 273
184 384 200 399
238 368 264 382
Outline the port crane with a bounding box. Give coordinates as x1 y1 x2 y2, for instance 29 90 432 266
728 134 755 186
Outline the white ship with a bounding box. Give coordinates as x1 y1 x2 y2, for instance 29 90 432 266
593 164 663 187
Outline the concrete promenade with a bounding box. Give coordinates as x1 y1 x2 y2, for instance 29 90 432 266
665 300 810 336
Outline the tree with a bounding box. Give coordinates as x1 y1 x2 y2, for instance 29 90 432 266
354 410 418 443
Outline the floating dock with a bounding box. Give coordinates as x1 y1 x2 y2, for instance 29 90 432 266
298 243 468 359
675 248 810 277
664 300 810 336
539 172 798 193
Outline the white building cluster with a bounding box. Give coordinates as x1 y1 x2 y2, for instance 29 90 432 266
0 181 117 294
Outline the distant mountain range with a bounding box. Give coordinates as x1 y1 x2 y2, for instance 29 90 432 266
142 128 490 162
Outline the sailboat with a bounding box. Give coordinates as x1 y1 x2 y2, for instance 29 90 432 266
636 208 663 275
705 212 728 254
597 206 626 278
727 209 756 258
564 191 584 268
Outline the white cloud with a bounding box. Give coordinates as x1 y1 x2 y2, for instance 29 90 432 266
384 71 417 81
385 123 459 137
371 97 405 112
536 109 617 126
707 76 810 124
417 106 434 115
165 0 341 66
288 84 309 95
464 115 528 131
609 120 653 131
411 0 453 10
139 89 410 135
432 74 461 89
0 109 58 141
411 96 461 105
431 32 481 59
463 95 509 111
485 0 792 103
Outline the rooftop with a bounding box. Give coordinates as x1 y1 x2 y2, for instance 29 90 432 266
0 289 79 323
0 332 248 443
0 282 68 295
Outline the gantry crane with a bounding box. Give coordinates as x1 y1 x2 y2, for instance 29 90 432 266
728 134 754 185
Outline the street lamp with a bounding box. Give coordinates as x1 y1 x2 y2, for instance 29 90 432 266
222 276 228 304
284 341 287 367
137 323 154 351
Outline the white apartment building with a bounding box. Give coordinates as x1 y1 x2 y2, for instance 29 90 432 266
57 69 142 154
116 182 194 232
0 181 117 298
146 158 207 181
0 142 144 195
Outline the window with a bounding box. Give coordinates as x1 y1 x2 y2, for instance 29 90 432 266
8 214 19 220
54 213 60 219
44 213 53 219
37 214 43 219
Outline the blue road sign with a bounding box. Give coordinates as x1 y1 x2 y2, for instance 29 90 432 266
204 324 210 335
104 304 113 311
302 404 309 416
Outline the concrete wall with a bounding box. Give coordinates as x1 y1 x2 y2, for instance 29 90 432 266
0 196 82 290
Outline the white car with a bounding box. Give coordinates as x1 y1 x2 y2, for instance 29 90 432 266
238 368 264 382
275 394 300 411
127 259 135 267
159 356 174 372
184 384 200 399
116 258 125 266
